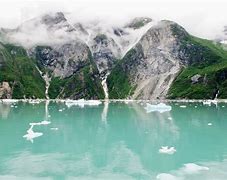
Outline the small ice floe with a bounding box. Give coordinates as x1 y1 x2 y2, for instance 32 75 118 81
23 125 43 143
222 106 225 108
180 105 187 108
159 146 176 155
65 99 102 108
168 117 173 120
156 173 177 180
195 106 197 108
181 163 209 174
40 120 51 125
203 100 218 106
145 103 172 113
28 99 42 104
1 99 19 104
203 101 212 106
59 109 63 112
29 120 51 126
50 127 58 131
208 123 212 126
123 100 134 104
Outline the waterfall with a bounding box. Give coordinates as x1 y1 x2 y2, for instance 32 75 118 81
101 72 110 99
43 73 51 100
215 90 219 99
36 66 51 99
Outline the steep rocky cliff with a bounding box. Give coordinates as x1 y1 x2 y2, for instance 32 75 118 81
107 21 227 99
0 12 227 100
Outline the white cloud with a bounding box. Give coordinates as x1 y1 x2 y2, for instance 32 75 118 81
0 0 226 39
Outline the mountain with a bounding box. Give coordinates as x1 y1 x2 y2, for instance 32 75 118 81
0 12 227 99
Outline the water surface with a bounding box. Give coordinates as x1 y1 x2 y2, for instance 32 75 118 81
0 101 227 179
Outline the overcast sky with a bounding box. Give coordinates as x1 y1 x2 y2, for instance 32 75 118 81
0 0 226 39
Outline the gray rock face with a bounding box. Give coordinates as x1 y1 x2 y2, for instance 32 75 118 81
31 40 91 78
120 21 189 99
0 82 12 99
90 34 121 76
191 74 202 84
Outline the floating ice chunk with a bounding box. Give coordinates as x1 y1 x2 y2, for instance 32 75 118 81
195 106 197 108
181 163 209 174
222 106 225 108
65 99 102 108
50 127 58 131
203 101 212 106
145 103 172 113
180 105 186 108
1 99 19 104
168 117 173 120
59 109 63 112
40 120 51 125
23 125 43 143
159 146 176 155
208 123 212 126
156 173 178 180
28 99 42 104
29 120 51 126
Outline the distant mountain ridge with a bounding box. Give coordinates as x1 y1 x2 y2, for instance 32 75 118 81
1 12 227 99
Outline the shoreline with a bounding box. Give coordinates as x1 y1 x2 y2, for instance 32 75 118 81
1 98 227 103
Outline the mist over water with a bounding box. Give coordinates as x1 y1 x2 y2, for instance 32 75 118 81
0 101 227 179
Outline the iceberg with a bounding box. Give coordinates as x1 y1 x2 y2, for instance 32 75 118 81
1 99 19 104
29 120 51 126
24 120 51 142
159 146 176 155
28 99 42 104
145 103 172 113
156 173 178 180
208 123 212 126
203 100 212 106
23 125 43 143
180 105 186 108
181 163 209 174
65 99 102 108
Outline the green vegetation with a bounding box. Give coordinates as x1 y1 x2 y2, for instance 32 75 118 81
168 36 227 99
107 49 136 99
0 43 46 99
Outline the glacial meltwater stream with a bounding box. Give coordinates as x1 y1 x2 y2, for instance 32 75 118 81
0 100 227 179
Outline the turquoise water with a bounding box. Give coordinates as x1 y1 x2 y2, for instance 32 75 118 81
0 101 227 180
